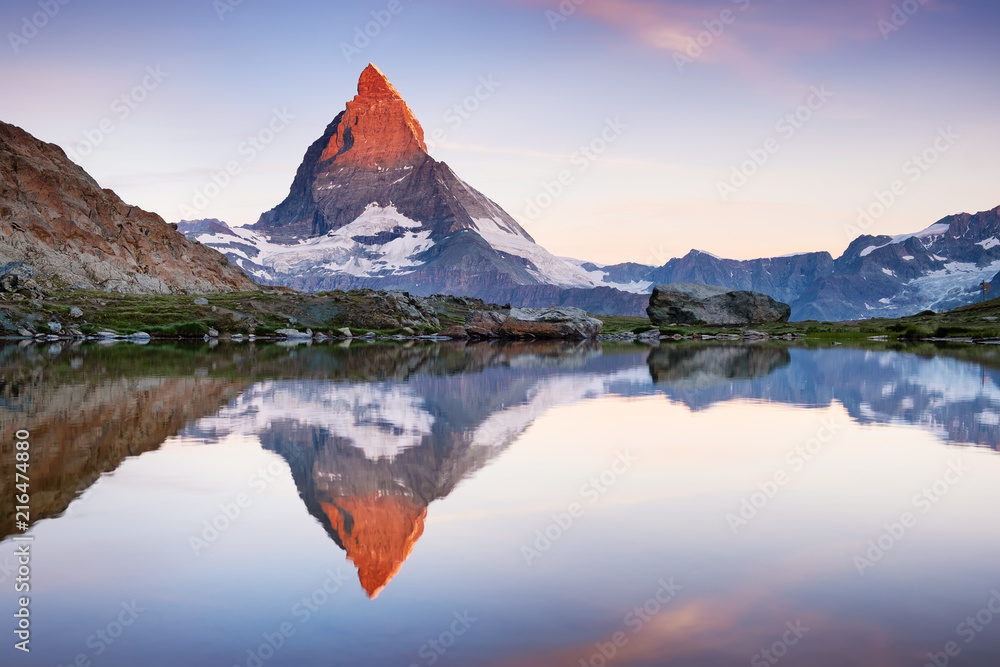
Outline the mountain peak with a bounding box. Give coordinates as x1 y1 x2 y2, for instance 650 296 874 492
318 64 427 166
357 63 401 100
321 496 426 599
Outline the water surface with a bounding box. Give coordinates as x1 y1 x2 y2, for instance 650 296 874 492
1 340 999 666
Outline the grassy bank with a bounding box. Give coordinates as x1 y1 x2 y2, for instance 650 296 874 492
4 287 1000 341
0 289 487 338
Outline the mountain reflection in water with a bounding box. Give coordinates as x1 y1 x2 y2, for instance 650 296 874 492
2 339 1000 598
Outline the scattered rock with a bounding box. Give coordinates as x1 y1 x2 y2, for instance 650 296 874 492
338 327 353 338
465 307 602 339
69 307 83 318
439 325 468 339
0 262 33 292
193 298 209 306
207 328 219 338
637 329 660 340
127 332 151 342
465 311 509 338
647 283 791 326
16 328 32 338
597 332 637 341
402 327 415 335
47 321 62 334
276 328 312 339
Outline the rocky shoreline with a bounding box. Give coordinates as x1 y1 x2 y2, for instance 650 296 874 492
3 279 1000 346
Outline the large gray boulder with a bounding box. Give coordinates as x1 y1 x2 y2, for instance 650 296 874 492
0 262 35 292
465 306 602 339
647 283 790 326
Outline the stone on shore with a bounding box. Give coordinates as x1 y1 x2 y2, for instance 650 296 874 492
465 306 602 339
647 283 790 326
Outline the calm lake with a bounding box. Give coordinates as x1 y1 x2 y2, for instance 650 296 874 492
2 340 1000 666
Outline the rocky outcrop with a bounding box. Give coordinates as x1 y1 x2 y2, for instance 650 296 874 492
0 121 258 294
464 306 602 339
647 283 790 326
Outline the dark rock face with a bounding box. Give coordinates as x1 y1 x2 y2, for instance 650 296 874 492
0 262 35 292
0 122 257 294
647 283 791 326
465 306 603 339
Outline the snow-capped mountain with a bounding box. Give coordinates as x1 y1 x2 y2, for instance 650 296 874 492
525 206 1000 321
179 65 651 314
791 206 1000 321
178 67 1000 321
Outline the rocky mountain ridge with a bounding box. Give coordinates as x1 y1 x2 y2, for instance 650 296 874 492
0 121 256 294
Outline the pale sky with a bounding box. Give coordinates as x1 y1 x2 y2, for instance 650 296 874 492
2 0 998 264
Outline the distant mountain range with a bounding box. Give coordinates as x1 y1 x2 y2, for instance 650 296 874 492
177 66 1000 321
570 205 1000 320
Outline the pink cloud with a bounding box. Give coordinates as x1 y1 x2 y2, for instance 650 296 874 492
506 0 952 70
